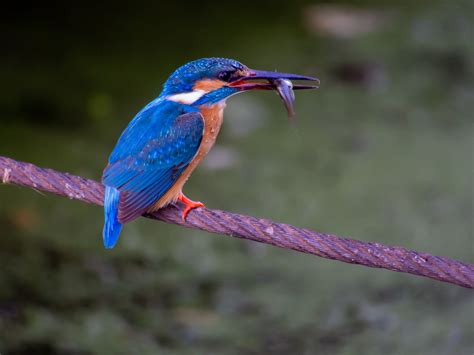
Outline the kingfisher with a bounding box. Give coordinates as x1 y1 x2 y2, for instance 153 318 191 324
102 58 318 248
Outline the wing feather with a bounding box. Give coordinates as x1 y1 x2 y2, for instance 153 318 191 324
102 107 204 223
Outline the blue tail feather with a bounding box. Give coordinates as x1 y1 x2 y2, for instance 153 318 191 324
103 186 123 249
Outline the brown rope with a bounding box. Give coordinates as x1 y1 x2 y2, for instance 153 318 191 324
1 155 473 288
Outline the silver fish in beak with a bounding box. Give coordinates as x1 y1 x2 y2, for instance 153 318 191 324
229 68 319 118
272 79 296 118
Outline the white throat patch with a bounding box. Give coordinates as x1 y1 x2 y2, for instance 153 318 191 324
166 90 206 105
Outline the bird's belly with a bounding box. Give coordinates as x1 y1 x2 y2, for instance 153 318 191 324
150 103 225 210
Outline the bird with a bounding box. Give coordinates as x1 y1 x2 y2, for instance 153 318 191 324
102 57 318 248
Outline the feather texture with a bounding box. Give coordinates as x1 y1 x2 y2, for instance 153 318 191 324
103 186 122 248
102 100 204 224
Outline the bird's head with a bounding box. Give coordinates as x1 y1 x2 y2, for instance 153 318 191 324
161 58 319 112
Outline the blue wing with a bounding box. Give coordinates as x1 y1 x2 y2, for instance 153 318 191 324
103 100 204 224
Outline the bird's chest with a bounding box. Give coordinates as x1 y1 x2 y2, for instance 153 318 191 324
196 103 225 158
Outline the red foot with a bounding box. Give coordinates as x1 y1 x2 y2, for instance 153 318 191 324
177 194 204 220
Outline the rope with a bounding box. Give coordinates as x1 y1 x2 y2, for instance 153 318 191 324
1 155 472 288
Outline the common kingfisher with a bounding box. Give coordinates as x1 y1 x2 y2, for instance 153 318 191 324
102 58 318 248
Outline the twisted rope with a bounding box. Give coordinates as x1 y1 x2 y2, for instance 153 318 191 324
1 155 473 288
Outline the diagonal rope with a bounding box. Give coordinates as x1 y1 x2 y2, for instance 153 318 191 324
0 155 473 288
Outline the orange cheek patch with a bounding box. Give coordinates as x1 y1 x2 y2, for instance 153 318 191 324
194 79 227 91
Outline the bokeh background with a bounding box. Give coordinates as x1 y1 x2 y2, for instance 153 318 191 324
1 1 473 354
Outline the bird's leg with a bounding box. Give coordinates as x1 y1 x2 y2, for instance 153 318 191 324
177 193 204 220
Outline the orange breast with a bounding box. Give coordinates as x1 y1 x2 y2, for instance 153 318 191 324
149 103 225 211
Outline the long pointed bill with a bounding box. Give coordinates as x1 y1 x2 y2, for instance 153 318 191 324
229 68 319 118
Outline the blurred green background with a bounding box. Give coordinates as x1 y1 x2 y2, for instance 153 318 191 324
1 1 473 354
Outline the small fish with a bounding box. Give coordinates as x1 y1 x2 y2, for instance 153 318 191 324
272 78 296 118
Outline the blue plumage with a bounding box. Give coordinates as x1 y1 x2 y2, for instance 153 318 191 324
162 58 244 95
101 57 318 249
103 186 122 249
103 102 204 226
102 58 247 248
195 86 239 106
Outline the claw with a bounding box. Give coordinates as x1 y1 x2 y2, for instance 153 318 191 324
178 194 204 220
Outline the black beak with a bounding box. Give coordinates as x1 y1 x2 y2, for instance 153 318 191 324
229 69 320 90
229 69 319 118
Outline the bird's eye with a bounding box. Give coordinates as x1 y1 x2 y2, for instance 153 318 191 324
218 70 234 82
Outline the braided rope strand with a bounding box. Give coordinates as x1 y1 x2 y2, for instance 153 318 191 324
1 156 472 288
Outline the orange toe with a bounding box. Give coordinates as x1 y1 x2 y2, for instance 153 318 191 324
178 194 205 220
